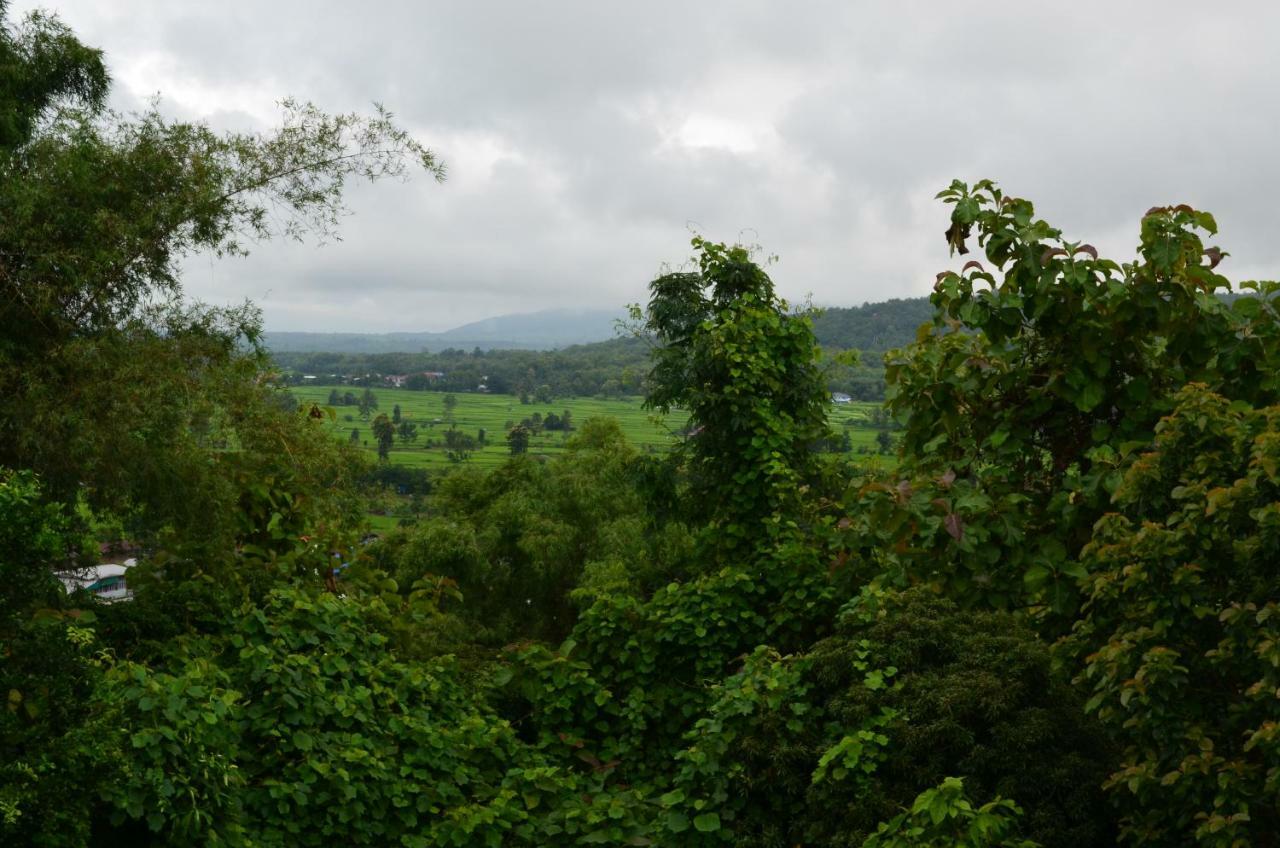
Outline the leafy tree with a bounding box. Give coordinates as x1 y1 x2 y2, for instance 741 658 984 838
869 180 1280 621
862 778 1039 848
391 403 401 424
644 237 832 560
0 1 439 540
396 420 418 444
349 427 360 443
442 426 476 463
371 413 394 461
875 430 894 455
443 393 458 420
0 6 107 151
539 410 575 433
360 464 432 497
534 384 553 403
1060 385 1280 846
841 181 1280 845
327 388 341 405
358 387 379 419
507 424 531 455
492 243 847 823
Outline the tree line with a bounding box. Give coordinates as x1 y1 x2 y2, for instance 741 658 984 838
271 302 919 401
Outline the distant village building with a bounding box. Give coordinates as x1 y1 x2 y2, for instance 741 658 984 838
385 371 444 388
831 392 853 404
59 560 136 602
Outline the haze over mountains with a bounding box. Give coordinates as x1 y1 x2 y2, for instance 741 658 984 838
264 299 934 354
263 308 626 353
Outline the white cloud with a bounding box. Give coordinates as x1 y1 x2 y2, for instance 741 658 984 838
10 0 1280 331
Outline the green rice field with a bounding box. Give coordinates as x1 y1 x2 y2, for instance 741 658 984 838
291 386 891 471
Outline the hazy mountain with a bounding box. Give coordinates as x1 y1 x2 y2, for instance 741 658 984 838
263 308 626 353
438 308 626 344
263 299 939 355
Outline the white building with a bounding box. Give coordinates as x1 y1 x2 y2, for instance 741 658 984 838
59 560 136 602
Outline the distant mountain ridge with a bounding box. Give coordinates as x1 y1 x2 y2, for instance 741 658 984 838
264 299 935 355
263 308 625 353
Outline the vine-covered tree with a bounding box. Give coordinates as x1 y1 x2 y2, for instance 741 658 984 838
644 237 832 559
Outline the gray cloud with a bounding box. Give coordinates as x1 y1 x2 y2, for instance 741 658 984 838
12 0 1280 331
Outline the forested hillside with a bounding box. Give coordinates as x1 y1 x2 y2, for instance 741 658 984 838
809 297 934 350
4 7 1280 848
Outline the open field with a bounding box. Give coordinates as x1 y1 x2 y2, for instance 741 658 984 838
290 386 891 470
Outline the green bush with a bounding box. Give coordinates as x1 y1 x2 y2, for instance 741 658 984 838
104 588 547 846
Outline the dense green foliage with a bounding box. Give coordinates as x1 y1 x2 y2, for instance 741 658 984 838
688 588 1113 848
103 587 547 847
1063 386 1280 845
371 419 694 645
3 8 1280 846
865 181 1280 626
0 471 117 846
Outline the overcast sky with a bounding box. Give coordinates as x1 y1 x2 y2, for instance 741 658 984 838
13 1 1280 332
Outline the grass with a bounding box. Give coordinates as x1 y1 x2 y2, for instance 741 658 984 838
291 386 894 471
